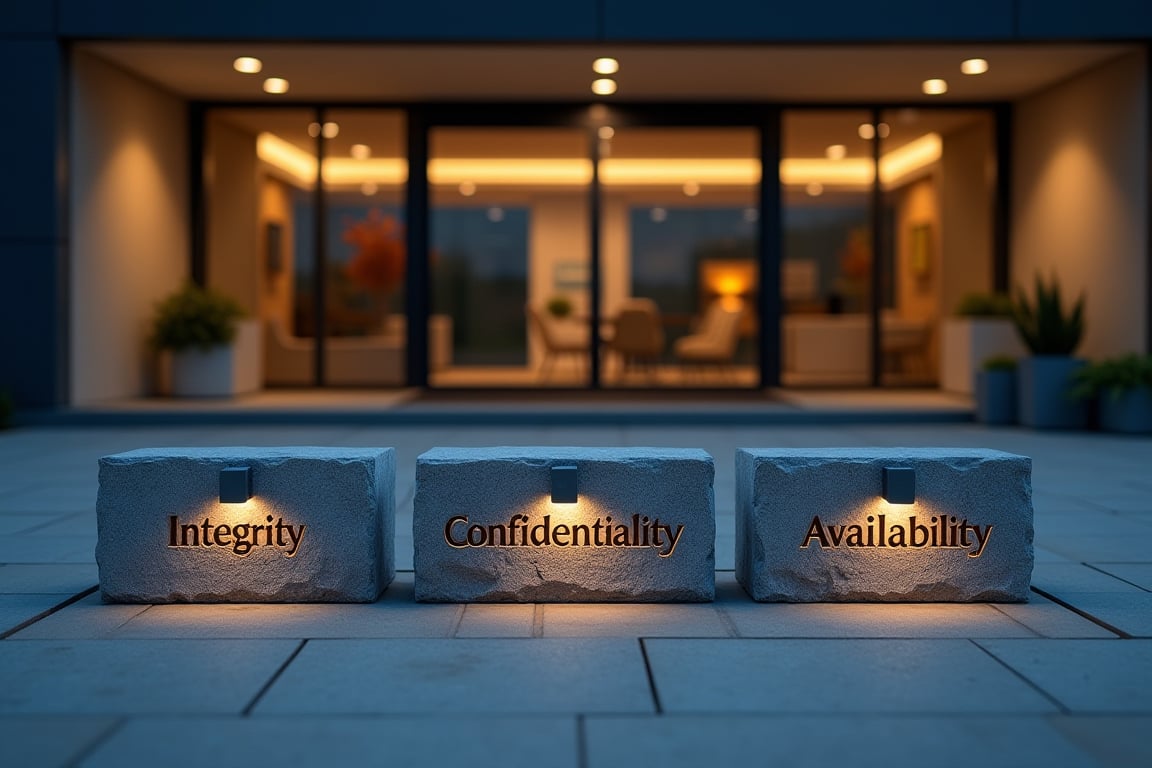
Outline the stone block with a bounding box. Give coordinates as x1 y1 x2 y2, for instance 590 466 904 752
736 448 1032 602
414 447 714 602
97 447 394 603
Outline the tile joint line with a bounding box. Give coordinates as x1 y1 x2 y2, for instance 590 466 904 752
968 638 1070 715
0 585 98 640
1029 585 1133 639
241 638 308 717
638 638 664 715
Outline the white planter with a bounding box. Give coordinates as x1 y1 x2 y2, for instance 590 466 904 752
170 320 262 397
940 317 1026 395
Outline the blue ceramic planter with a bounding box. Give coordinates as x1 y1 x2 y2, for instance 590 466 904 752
1099 388 1152 434
1018 356 1087 429
976 369 1017 425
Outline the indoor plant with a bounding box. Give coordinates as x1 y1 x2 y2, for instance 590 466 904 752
151 284 261 397
1072 354 1152 433
975 355 1017 425
940 292 1024 395
1012 273 1086 429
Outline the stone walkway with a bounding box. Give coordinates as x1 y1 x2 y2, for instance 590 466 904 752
0 421 1149 767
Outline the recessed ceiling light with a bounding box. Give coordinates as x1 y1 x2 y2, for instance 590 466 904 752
960 58 989 75
591 78 617 96
361 182 378 196
321 122 339 139
876 122 890 138
922 78 948 95
806 182 824 197
593 57 619 75
459 182 477 197
683 181 700 197
350 144 371 159
825 144 847 160
858 123 875 140
262 77 289 95
598 125 615 140
233 57 262 74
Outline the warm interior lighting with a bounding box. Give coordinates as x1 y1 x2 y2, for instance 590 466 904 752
322 122 339 139
806 182 824 196
257 133 940 190
232 57 262 74
857 123 875 140
591 78 617 95
598 125 615 140
825 144 847 160
592 57 619 75
350 143 371 159
922 78 948 95
262 77 290 94
361 182 378 196
960 58 989 75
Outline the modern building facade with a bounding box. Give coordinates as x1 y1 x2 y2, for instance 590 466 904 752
2 2 1150 407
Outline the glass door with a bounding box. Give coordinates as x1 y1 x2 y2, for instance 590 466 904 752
427 127 593 388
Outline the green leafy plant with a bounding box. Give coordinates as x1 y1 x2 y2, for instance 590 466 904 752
151 284 245 352
1072 354 1152 401
546 295 573 319
956 292 1014 318
1012 274 1085 355
982 355 1018 372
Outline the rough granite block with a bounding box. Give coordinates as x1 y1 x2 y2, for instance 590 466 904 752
736 448 1032 602
97 447 394 603
414 447 715 602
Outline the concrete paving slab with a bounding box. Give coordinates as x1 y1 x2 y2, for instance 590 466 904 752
455 604 536 637
0 515 61 535
0 564 98 594
584 715 1098 768
0 639 299 714
1048 715 1152 768
644 638 1059 714
1090 563 1152 591
1037 535 1152 562
255 639 655 715
0 536 95 564
978 640 1152 713
1032 563 1150 595
7 593 149 640
721 600 1039 638
1036 592 1152 637
0 594 76 636
993 593 1118 638
0 716 120 768
81 716 578 768
541 603 731 637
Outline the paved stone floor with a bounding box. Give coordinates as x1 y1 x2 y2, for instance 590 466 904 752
0 421 1149 767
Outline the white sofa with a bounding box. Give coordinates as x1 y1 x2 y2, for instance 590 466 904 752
782 314 932 384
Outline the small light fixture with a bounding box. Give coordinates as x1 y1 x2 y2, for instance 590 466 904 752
591 78 617 96
592 57 619 75
551 465 578 504
321 122 339 139
220 467 252 504
882 467 916 504
805 182 824 197
598 125 615 140
857 123 875 140
683 181 700 197
487 207 505 222
922 78 948 96
650 207 668 223
233 57 262 74
361 182 378 196
350 143 371 159
459 181 477 196
960 58 988 76
825 144 847 160
262 77 290 95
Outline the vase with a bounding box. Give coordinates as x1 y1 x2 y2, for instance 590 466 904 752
1018 356 1087 429
1099 388 1152 434
976 369 1017 425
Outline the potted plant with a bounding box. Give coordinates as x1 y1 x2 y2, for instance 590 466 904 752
1072 354 1152 433
151 284 262 397
940 292 1024 395
975 355 1018 425
1012 273 1087 429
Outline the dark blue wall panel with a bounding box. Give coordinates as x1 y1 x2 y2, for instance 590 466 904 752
0 244 67 409
1 2 56 38
0 42 64 241
603 0 1015 41
1019 1 1152 38
59 0 596 40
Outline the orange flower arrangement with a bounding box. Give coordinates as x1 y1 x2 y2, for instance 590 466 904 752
343 209 405 295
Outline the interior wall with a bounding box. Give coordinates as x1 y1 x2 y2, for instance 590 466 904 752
528 192 592 368
69 51 188 403
1013 50 1148 358
206 116 259 313
940 118 994 316
893 174 940 324
259 176 297 333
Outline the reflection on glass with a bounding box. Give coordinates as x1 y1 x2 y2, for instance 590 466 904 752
429 128 591 387
601 128 759 388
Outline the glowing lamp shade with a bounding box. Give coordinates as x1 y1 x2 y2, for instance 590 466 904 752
219 467 253 504
882 467 916 504
551 465 578 504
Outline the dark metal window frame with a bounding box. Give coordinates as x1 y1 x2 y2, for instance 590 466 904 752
189 98 1009 390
